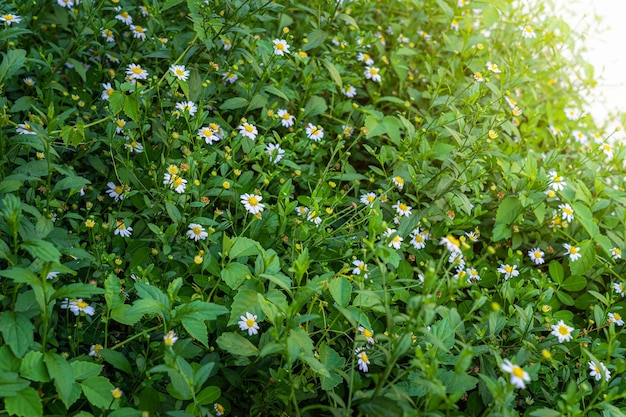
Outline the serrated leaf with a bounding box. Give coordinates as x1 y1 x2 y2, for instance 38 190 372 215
124 95 140 121
80 376 118 410
229 236 260 258
45 352 77 408
51 283 105 300
221 262 249 290
20 351 49 382
573 202 599 238
110 304 144 325
21 240 61 263
0 49 26 85
180 317 208 348
70 360 103 381
5 387 43 417
0 312 34 358
220 97 248 110
216 332 259 356
108 91 125 115
99 349 133 375
328 277 351 307
303 95 327 118
228 289 263 326
319 343 345 390
0 372 30 396
302 29 327 51
53 176 90 193
108 408 143 417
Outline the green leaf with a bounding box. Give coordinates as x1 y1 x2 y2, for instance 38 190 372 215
21 240 61 263
0 49 26 85
99 349 133 375
438 369 478 395
108 408 143 417
328 277 351 307
110 304 144 325
220 97 249 110
573 202 599 238
319 343 345 390
161 0 184 11
20 351 49 382
51 283 105 300
561 275 587 292
228 289 263 326
529 409 563 417
216 332 259 356
569 240 595 276
322 59 343 89
165 202 181 223
221 262 249 290
80 376 118 410
196 386 221 405
70 360 103 381
123 95 140 121
180 317 208 348
302 29 327 51
495 196 522 226
303 95 327 118
53 175 90 193
45 352 77 408
5 387 43 417
229 236 260 258
67 58 87 82
0 372 30 396
108 91 125 114
0 312 34 358
549 261 564 284
358 396 403 417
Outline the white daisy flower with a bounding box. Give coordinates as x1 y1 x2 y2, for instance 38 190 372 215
564 107 581 121
342 85 357 98
356 348 370 372
410 228 428 250
358 326 375 344
114 221 133 238
126 63 148 80
175 101 197 116
272 39 290 56
360 192 376 208
550 320 574 343
558 203 574 223
486 62 501 73
276 109 295 128
238 122 258 140
61 298 95 316
115 11 133 25
611 247 622 260
238 312 260 336
106 182 124 201
501 359 530 389
608 312 624 326
563 243 581 262
170 64 190 81
16 122 37 135
364 67 381 83
101 83 115 100
265 143 285 164
528 248 545 265
352 260 368 279
131 25 147 40
392 201 412 217
588 361 611 382
305 123 324 141
187 223 208 241
241 193 265 215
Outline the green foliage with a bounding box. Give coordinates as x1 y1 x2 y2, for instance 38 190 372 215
1 0 626 416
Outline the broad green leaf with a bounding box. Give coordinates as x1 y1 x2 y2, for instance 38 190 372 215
495 196 522 226
110 304 144 325
573 202 599 238
220 97 248 110
229 236 260 258
322 59 343 89
569 240 595 276
53 175 90 193
561 275 587 292
549 261 564 284
161 0 184 11
123 95 140 121
438 369 478 395
216 332 259 356
303 95 327 118
20 351 49 382
328 277 352 307
196 386 221 405
21 240 61 263
221 262 249 290
0 49 26 85
5 387 43 417
302 29 327 51
319 343 345 390
99 349 133 375
228 289 263 326
108 91 125 114
108 408 143 417
70 360 103 381
0 311 34 358
45 352 77 408
51 283 105 300
174 300 228 321
165 202 181 223
0 372 30 396
80 376 118 410
358 396 404 417
180 317 208 348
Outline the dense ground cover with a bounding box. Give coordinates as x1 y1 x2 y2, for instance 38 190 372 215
1 0 625 416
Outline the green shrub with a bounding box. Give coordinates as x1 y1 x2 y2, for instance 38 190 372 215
0 0 625 416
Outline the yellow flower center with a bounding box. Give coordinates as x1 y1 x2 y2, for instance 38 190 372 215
4 15 15 21
116 120 125 128
362 53 370 61
569 246 578 254
360 352 369 362
276 42 285 50
415 235 424 243
392 236 401 243
558 325 569 335
245 318 255 327
77 300 88 309
366 195 375 202
399 203 408 211
363 328 373 338
614 313 622 321
173 177 183 187
245 125 254 133
114 185 123 195
512 366 525 378
563 207 573 215
370 68 379 75
134 25 144 33
505 265 513 273
167 165 179 175
121 12 129 18
358 263 367 271
282 113 291 120
248 196 259 206
192 226 202 235
176 69 185 76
